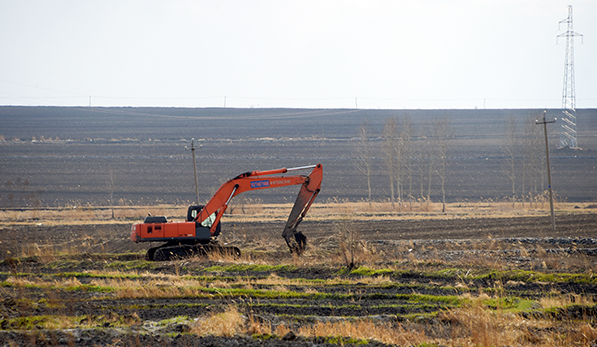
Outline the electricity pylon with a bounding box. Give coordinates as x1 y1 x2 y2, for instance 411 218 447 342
557 5 583 149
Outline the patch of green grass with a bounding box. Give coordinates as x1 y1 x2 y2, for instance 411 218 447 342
431 268 471 278
415 342 442 347
64 284 115 293
369 303 451 311
350 267 597 286
480 296 538 313
322 336 369 345
108 302 209 311
402 311 440 322
54 271 143 279
399 293 463 305
195 285 465 306
1 279 115 293
349 266 471 281
249 302 364 311
183 274 262 282
200 286 310 299
0 315 52 330
475 270 597 285
349 267 396 277
106 259 156 270
0 314 104 330
202 264 298 273
252 333 278 340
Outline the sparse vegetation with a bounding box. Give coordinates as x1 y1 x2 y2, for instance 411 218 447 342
1 200 594 225
1 206 596 346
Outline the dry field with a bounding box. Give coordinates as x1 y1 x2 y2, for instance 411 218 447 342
2 107 596 208
1 201 597 346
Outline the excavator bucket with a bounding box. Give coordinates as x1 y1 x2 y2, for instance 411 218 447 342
282 170 321 254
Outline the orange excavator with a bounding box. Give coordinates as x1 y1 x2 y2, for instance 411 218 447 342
131 164 323 261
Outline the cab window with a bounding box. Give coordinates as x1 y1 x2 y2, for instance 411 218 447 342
201 212 216 228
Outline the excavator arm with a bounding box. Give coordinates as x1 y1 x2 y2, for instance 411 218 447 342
195 164 322 254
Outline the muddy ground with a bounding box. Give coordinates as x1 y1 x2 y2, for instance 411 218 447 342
1 213 596 346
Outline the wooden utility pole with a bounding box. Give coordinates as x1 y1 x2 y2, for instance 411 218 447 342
536 111 556 231
186 139 201 205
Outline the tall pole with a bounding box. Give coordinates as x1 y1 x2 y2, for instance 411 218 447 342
536 111 556 231
185 139 201 205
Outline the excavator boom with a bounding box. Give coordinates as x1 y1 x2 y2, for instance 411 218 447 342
195 163 323 254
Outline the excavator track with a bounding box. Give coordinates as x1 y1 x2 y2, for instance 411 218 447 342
147 244 241 261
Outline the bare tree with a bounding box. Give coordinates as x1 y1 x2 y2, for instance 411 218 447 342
432 116 452 213
382 117 399 208
400 115 414 207
355 121 374 207
503 116 517 208
523 112 543 207
422 123 435 201
417 139 426 201
107 169 116 219
417 134 433 202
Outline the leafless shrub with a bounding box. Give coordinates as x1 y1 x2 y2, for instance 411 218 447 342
334 220 374 269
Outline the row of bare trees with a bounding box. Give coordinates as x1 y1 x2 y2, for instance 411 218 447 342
356 115 452 212
502 112 547 207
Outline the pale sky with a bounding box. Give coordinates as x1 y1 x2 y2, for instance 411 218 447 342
1 1 596 109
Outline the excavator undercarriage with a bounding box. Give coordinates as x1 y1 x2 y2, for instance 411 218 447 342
146 242 241 262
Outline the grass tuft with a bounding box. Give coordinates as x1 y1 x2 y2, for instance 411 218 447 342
190 305 244 337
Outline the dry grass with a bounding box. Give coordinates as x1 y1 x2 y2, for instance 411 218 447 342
179 293 597 346
2 273 210 300
437 296 597 346
2 201 595 226
4 266 597 346
539 293 595 309
290 293 597 346
109 276 209 299
190 305 245 337
17 235 104 260
299 320 429 345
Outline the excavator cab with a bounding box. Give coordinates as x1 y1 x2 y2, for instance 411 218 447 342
187 205 221 237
